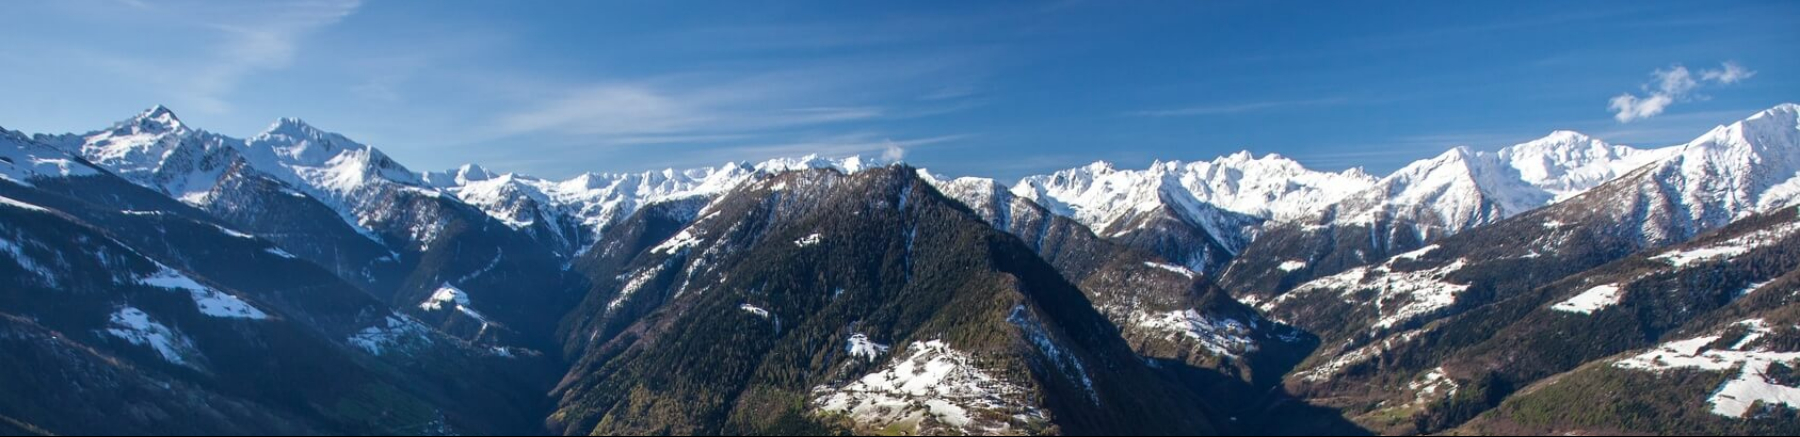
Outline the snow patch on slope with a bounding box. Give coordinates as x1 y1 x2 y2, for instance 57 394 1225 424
1143 261 1196 279
0 232 56 286
1651 219 1800 268
1406 367 1461 405
1275 250 1469 330
419 284 470 311
1613 319 1800 418
651 230 702 255
1551 284 1625 315
418 283 490 324
105 307 201 368
0 195 52 213
846 333 890 362
1294 328 1429 382
812 340 1046 434
141 266 268 320
347 313 437 356
738 303 771 319
1132 309 1257 358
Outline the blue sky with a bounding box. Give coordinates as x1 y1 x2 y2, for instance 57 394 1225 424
2 0 1796 180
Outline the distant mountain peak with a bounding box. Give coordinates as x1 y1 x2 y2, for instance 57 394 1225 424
1216 150 1260 164
1505 131 1608 155
1540 129 1594 142
117 105 186 134
424 164 501 188
139 104 179 121
458 163 495 178
750 154 889 175
260 117 325 139
1761 102 1800 117
1385 146 1478 181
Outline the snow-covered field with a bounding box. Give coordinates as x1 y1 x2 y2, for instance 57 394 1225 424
1613 319 1800 418
813 340 1045 435
347 313 436 356
1275 245 1469 330
1652 220 1800 268
106 307 200 367
1142 261 1195 279
1551 284 1624 315
141 266 268 320
845 333 890 362
1132 309 1257 358
1294 328 1429 382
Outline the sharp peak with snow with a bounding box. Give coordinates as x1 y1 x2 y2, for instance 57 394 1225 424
104 104 189 135
250 116 375 153
136 104 181 124
1688 102 1800 148
1524 129 1600 144
261 117 324 137
1753 102 1800 119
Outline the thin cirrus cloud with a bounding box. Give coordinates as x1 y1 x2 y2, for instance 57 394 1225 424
1125 97 1350 117
193 0 363 112
493 83 887 140
488 58 980 149
716 133 971 165
72 0 364 114
1608 61 1756 123
483 132 973 173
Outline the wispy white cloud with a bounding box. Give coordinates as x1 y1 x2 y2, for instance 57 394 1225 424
188 0 362 112
707 133 968 164
494 82 886 139
881 141 908 162
918 84 978 101
489 56 980 147
1609 61 1755 123
68 0 364 114
1700 61 1756 84
540 133 969 171
1126 98 1349 117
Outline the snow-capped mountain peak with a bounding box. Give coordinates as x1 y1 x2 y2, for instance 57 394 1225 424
130 105 186 133
1330 129 1684 234
244 117 426 191
1014 152 1378 234
1009 152 1377 269
1342 143 1577 232
1 127 103 186
439 154 884 237
750 153 883 174
256 118 368 164
1639 103 1800 227
39 106 219 191
1497 130 1677 202
423 164 500 188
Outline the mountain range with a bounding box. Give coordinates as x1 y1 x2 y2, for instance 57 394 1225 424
3 103 1797 436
